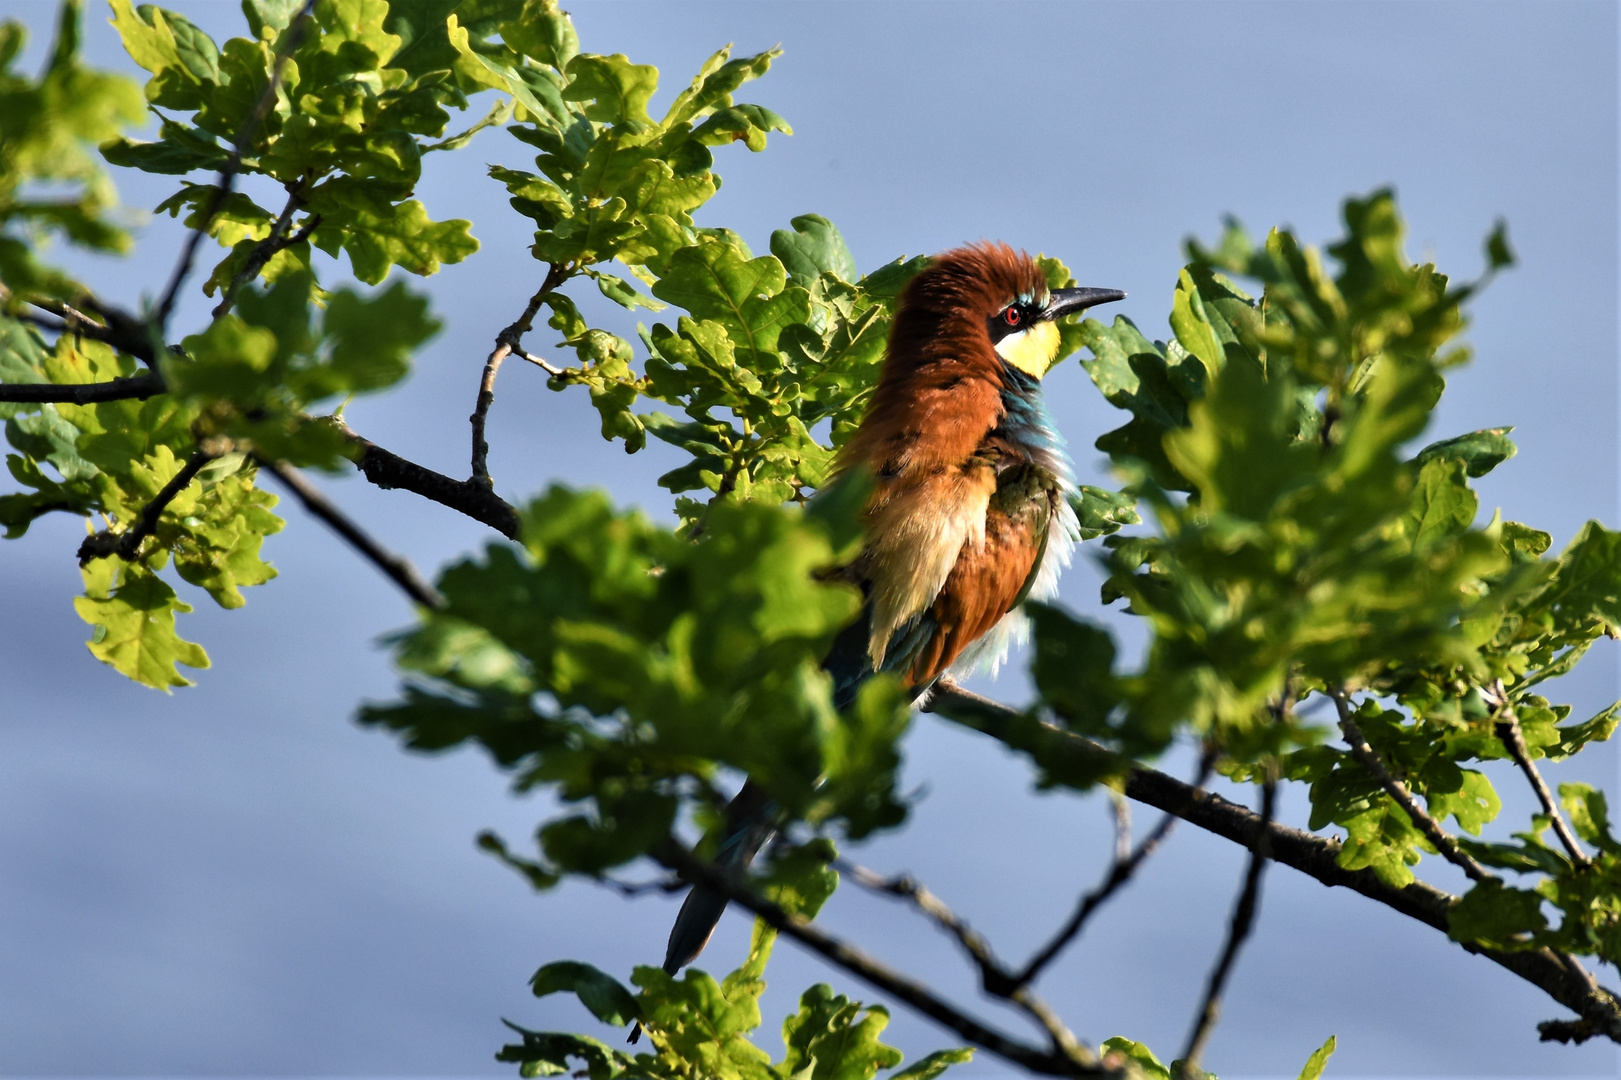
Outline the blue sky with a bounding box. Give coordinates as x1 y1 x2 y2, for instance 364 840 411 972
1 1 1617 1077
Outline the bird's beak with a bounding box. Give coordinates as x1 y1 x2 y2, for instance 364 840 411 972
1044 286 1127 321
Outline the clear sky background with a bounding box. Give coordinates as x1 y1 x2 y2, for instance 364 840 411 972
1 1 1618 1077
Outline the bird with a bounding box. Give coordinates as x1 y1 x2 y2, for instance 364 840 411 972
656 241 1125 984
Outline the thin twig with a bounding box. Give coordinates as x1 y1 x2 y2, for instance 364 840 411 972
1489 682 1591 868
1176 771 1277 1078
77 447 216 564
1330 688 1492 883
67 294 156 356
257 458 444 609
1014 747 1216 989
1109 794 1131 862
14 295 109 339
596 874 688 898
6 310 71 336
8 294 159 366
154 0 316 330
33 297 100 328
840 862 1006 974
421 97 514 153
0 372 164 404
653 839 1108 1077
1177 773 1277 1073
515 350 566 377
211 187 321 319
838 860 1085 1060
470 263 570 487
922 683 1621 1044
218 187 303 315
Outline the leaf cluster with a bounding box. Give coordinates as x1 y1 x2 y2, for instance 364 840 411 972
0 0 144 299
5 0 1620 1072
1020 193 1621 965
362 484 913 882
1 0 482 686
499 905 972 1080
1 322 287 687
105 0 481 287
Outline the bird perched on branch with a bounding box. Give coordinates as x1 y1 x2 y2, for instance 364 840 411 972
660 241 1124 979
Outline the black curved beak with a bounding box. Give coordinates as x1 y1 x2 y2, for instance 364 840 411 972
1044 286 1127 320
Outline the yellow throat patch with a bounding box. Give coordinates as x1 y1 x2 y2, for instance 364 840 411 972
993 320 1060 378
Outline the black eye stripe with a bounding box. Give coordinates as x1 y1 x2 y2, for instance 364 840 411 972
989 301 1035 343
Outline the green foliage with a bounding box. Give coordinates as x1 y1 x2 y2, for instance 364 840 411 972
1028 193 1524 775
2 0 463 684
0 325 289 687
361 485 909 873
5 1 1619 1074
500 919 971 1080
1098 1037 1170 1080
1019 191 1621 969
531 961 641 1027
175 274 439 465
74 555 210 689
1073 484 1140 542
0 0 144 298
1295 1036 1336 1080
106 0 479 287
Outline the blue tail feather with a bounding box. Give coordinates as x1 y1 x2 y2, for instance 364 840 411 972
660 777 776 974
823 599 936 710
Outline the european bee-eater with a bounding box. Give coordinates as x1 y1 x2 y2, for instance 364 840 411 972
661 242 1125 976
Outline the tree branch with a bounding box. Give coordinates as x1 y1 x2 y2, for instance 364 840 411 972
65 295 160 366
1539 1016 1607 1045
0 285 159 367
1330 688 1493 883
211 188 321 319
515 349 566 377
154 0 315 330
838 860 1085 1061
1013 747 1215 989
652 839 1110 1077
7 281 528 548
595 874 686 898
257 457 444 609
349 431 520 539
0 372 164 403
471 263 570 488
1176 773 1276 1078
1490 684 1591 869
922 683 1621 1044
77 447 215 564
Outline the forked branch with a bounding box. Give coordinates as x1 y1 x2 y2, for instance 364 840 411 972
923 683 1621 1044
154 0 317 330
839 860 1085 1060
653 839 1109 1077
211 189 322 319
0 286 159 368
77 446 216 564
1013 748 1215 990
350 431 521 539
470 262 571 488
1176 773 1277 1077
1489 682 1591 868
1330 688 1493 883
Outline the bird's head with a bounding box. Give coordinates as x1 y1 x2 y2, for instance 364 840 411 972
891 242 1126 381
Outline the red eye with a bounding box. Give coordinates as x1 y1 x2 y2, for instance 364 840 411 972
1004 307 1021 326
